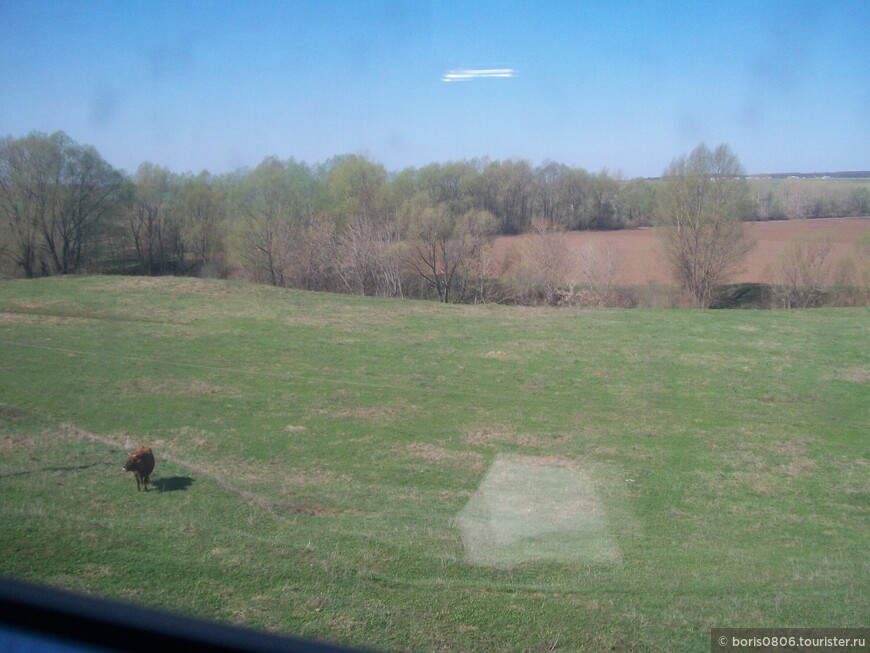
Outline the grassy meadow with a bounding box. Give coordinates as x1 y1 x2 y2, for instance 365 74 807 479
0 276 867 652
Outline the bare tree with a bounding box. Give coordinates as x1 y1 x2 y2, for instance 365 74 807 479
407 204 462 303
405 199 497 303
292 214 338 291
577 244 619 307
657 143 754 308
453 209 498 303
771 233 834 308
858 228 870 299
337 214 404 297
508 219 572 305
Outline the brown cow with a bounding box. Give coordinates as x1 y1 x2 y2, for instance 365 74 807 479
122 447 155 492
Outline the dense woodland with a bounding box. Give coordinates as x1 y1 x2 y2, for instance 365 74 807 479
2 131 869 303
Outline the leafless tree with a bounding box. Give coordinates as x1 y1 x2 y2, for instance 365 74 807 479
771 233 834 308
508 219 572 305
337 214 404 297
657 143 754 308
406 201 497 303
577 244 620 307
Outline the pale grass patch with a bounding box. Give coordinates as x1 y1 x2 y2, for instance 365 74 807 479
336 406 404 420
589 444 650 462
125 378 241 399
778 459 817 477
93 277 186 292
456 454 623 568
57 423 132 450
308 401 418 422
0 434 37 455
681 352 730 365
464 424 545 449
482 350 520 361
827 367 870 383
93 277 243 299
0 311 89 325
173 426 218 450
84 564 113 578
701 436 819 497
402 442 485 472
405 442 453 462
279 467 349 487
768 436 814 457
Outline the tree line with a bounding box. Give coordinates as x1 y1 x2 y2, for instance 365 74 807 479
1 131 868 307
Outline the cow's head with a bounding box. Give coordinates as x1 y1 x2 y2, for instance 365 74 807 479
122 452 143 471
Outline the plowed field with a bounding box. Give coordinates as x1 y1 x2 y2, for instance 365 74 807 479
492 216 870 285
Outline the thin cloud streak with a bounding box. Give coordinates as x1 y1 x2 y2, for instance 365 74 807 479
442 67 517 82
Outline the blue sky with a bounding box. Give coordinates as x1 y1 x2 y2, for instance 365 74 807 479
1 0 867 177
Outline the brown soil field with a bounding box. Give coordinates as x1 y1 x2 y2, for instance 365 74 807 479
491 216 870 285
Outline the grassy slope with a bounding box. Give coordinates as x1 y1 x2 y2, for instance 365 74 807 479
0 277 867 652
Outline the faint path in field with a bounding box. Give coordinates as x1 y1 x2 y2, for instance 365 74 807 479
57 423 321 516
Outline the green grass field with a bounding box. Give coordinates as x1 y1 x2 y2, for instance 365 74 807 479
0 276 867 652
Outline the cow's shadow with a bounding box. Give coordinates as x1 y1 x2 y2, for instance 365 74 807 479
153 476 194 493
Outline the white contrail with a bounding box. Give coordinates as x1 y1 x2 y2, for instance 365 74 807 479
442 67 517 82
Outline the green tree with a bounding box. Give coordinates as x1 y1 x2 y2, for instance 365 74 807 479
232 157 318 287
0 132 122 276
657 143 754 307
0 135 44 276
41 136 122 274
127 162 174 274
585 169 621 230
473 160 534 235
533 162 590 229
174 173 228 276
321 154 387 226
619 178 657 228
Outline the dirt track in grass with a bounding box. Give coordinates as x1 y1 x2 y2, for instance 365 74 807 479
491 216 870 285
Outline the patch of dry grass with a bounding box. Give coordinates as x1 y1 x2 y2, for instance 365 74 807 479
827 367 870 383
401 442 485 472
123 378 243 399
463 424 547 449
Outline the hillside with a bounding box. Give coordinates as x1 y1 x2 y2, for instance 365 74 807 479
0 278 867 652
